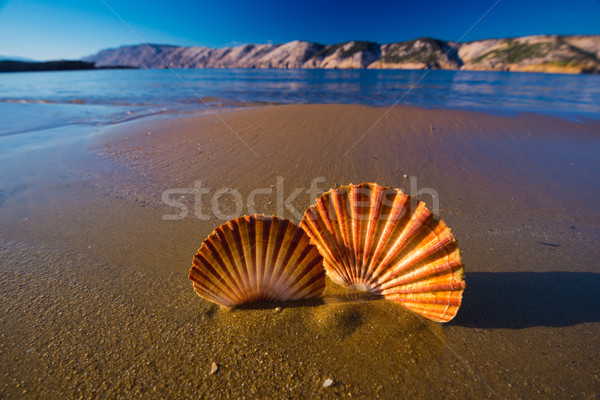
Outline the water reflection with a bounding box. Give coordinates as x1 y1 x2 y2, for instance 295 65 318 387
0 68 598 137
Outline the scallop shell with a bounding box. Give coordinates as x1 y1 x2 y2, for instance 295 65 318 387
189 215 325 307
301 183 465 323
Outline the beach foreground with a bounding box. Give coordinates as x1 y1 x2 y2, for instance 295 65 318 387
1 104 599 398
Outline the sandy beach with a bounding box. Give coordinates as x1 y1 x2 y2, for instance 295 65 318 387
1 104 599 398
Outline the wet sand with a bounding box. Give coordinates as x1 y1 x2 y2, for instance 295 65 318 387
1 104 599 398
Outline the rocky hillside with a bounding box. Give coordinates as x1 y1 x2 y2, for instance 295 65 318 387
459 35 600 73
369 38 461 69
84 35 600 74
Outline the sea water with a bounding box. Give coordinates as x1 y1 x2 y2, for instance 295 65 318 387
0 68 599 149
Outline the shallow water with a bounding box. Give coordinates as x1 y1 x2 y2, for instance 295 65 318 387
1 68 599 141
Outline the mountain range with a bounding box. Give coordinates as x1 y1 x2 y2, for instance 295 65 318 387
84 35 600 74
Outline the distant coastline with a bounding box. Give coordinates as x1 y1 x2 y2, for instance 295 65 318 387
2 34 599 74
0 60 135 73
82 34 600 75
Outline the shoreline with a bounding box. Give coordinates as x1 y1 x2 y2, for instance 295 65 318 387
1 104 599 398
3 69 600 131
3 65 600 75
3 100 600 151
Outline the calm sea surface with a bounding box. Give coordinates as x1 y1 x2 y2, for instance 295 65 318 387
1 68 599 151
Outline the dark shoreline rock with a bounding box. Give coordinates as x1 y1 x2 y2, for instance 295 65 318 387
0 60 136 73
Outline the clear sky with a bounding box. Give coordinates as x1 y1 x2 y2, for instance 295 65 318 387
0 0 599 60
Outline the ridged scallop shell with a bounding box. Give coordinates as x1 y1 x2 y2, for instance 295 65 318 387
301 183 465 323
189 215 325 307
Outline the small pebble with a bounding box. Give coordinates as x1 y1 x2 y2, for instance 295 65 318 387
147 132 152 135
274 306 282 312
210 362 218 375
323 378 333 387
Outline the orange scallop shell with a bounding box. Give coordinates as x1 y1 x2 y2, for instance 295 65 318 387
189 215 325 307
301 183 465 323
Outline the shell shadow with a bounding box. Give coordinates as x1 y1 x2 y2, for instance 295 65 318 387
232 291 383 311
233 297 325 311
451 271 600 329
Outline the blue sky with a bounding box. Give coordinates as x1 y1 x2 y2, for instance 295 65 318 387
0 0 599 60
